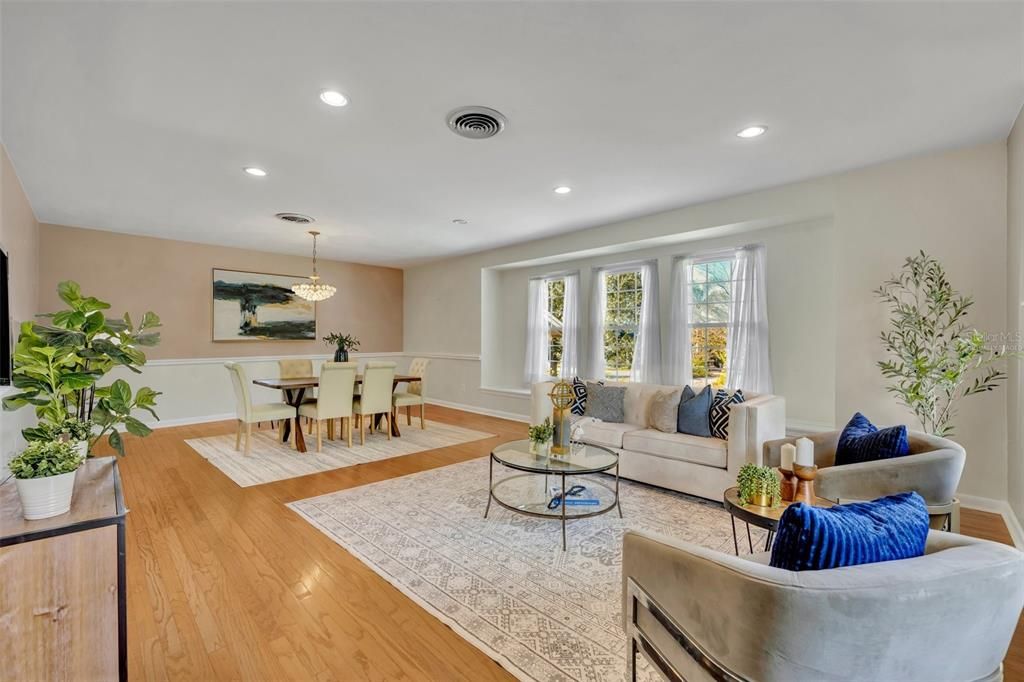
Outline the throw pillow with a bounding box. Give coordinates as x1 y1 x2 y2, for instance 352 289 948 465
584 382 626 423
569 377 590 416
676 385 713 437
834 412 910 466
710 389 745 439
648 390 682 433
769 491 929 571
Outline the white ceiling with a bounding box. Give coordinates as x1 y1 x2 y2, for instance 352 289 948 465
2 1 1022 267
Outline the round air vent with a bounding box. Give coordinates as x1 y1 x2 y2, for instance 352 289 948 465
275 212 315 224
447 106 506 139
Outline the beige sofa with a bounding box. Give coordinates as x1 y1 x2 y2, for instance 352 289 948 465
530 381 786 501
623 528 1024 681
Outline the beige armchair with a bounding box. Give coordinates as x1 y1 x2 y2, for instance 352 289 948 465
393 357 429 429
623 529 1024 682
298 362 357 451
225 362 294 455
763 430 965 531
353 361 396 444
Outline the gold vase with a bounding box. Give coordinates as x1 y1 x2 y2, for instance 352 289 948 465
750 492 772 507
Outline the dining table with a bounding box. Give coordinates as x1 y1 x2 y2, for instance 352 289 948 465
252 375 422 453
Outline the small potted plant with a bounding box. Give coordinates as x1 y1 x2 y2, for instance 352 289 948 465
59 417 93 457
528 418 554 456
9 440 85 520
323 332 360 362
737 463 781 507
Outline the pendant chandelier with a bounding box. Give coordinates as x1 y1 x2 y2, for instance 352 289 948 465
292 230 336 302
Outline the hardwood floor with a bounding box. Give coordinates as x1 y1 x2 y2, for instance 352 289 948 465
105 406 1022 681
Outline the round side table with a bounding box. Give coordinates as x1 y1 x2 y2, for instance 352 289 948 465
722 486 835 555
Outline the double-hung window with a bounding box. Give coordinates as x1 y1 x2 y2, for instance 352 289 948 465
688 258 735 389
545 277 565 377
602 269 643 381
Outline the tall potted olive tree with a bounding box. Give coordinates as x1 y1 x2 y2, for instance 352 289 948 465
876 252 1018 437
2 281 162 456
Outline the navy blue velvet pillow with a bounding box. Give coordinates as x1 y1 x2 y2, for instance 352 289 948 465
677 385 713 437
769 492 929 571
834 412 910 466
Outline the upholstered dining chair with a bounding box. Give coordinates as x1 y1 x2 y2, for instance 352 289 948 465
353 361 396 444
393 357 429 429
298 362 357 451
278 359 317 401
225 362 294 455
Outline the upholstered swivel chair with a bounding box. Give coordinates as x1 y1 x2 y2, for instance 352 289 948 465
225 362 294 455
762 430 965 531
393 357 429 429
623 529 1024 682
353 361 396 444
298 362 357 451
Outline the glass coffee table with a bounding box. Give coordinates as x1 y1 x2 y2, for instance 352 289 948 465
485 439 621 550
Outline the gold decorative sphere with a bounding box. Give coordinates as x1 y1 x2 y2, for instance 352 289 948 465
549 380 574 410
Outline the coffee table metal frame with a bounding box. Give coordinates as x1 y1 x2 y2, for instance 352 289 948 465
484 440 622 551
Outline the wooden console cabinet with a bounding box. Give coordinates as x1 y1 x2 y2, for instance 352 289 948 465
0 457 127 681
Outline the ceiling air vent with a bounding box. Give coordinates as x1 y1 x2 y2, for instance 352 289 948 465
447 106 507 139
275 212 315 224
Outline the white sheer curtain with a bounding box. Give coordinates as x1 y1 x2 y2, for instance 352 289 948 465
727 244 773 393
561 272 580 378
630 260 662 383
523 277 549 385
586 269 608 380
666 256 694 386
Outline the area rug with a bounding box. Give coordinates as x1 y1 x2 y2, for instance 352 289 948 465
288 457 766 682
186 422 495 487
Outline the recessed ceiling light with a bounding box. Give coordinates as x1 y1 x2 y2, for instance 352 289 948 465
243 167 268 177
553 186 572 194
736 125 767 139
451 218 468 225
319 90 348 107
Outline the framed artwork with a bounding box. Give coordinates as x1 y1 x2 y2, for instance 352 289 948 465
212 268 316 341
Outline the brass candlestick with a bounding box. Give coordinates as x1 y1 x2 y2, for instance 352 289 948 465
793 464 818 504
779 468 797 502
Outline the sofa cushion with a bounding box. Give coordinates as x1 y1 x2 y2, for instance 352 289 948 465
710 388 745 439
770 491 929 571
677 385 714 437
622 382 685 427
621 429 728 468
584 382 626 422
835 412 910 466
570 376 600 416
579 421 639 449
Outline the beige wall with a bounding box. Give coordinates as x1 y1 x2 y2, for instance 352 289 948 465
38 224 403 359
405 140 1012 502
1 142 41 461
1008 106 1024 525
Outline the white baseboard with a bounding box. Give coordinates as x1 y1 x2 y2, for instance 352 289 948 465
957 493 1024 549
145 412 237 429
424 397 529 424
785 419 833 435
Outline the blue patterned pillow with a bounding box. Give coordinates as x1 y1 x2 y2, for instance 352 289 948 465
709 389 744 439
835 412 910 466
569 377 602 416
770 492 929 571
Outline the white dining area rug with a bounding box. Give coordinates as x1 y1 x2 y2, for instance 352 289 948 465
186 422 495 487
288 457 763 682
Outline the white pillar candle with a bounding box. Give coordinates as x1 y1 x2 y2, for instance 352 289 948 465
795 437 814 467
780 443 796 471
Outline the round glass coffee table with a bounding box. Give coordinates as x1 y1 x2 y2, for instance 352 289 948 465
485 439 621 550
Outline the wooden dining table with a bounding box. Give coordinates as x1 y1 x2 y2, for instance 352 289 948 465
252 375 422 453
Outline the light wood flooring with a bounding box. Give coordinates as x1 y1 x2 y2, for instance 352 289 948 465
102 405 1022 681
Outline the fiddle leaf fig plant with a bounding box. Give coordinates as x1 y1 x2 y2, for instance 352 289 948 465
875 252 1019 437
2 280 163 456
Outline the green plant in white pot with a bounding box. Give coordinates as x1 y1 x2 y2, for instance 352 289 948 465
876 252 1020 437
9 440 85 520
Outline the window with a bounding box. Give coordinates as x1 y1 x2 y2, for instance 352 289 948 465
689 258 734 389
545 278 565 377
603 270 643 380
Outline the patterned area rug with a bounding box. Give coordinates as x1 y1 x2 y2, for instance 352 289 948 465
289 457 766 681
186 422 495 487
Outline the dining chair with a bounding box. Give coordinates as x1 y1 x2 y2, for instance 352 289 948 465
353 361 397 444
278 358 317 426
225 362 294 455
393 357 429 429
298 362 358 451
